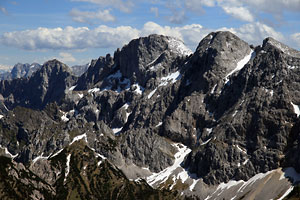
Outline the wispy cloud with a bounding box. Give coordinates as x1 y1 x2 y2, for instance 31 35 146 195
222 6 254 22
70 0 134 13
0 6 7 15
149 0 300 24
150 7 159 17
70 8 116 23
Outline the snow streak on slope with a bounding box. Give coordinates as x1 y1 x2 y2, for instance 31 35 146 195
225 50 255 84
70 133 87 145
64 154 71 183
146 143 191 187
32 154 49 164
148 71 181 99
0 145 18 158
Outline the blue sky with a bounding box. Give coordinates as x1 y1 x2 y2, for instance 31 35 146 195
0 0 299 70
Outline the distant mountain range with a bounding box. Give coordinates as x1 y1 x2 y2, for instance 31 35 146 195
0 31 299 199
0 62 89 81
0 63 41 80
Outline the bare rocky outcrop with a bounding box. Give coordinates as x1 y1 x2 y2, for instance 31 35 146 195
0 32 299 199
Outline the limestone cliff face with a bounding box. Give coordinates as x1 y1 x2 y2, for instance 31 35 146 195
0 32 299 199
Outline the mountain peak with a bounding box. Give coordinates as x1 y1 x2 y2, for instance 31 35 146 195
191 31 252 83
262 37 300 58
116 34 191 86
41 59 72 75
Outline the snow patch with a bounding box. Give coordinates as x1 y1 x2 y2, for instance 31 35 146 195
291 102 300 117
189 179 199 191
95 153 106 160
264 88 274 97
121 103 129 110
147 71 181 99
97 160 103 166
88 88 100 93
132 83 144 95
69 85 77 91
167 37 193 56
288 65 298 69
206 128 213 135
0 145 18 158
234 145 247 154
155 122 163 127
61 112 69 122
148 88 157 99
242 159 249 165
225 50 255 84
147 53 164 67
210 84 217 94
232 110 238 117
121 103 131 123
146 143 191 186
33 154 48 164
112 127 123 135
78 93 84 98
160 71 181 86
200 138 212 146
64 154 71 182
49 149 64 159
70 133 88 145
149 63 163 71
95 152 107 167
270 90 274 97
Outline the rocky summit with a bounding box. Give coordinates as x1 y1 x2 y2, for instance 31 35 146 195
0 31 300 200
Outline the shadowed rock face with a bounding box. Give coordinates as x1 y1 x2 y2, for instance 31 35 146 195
0 59 77 109
0 31 299 199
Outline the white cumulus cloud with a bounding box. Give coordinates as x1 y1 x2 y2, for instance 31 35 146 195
222 6 254 22
58 52 77 63
141 22 211 50
220 22 284 45
70 9 116 23
0 25 140 50
0 21 293 52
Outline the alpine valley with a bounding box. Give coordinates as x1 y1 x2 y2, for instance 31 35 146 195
0 31 300 200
